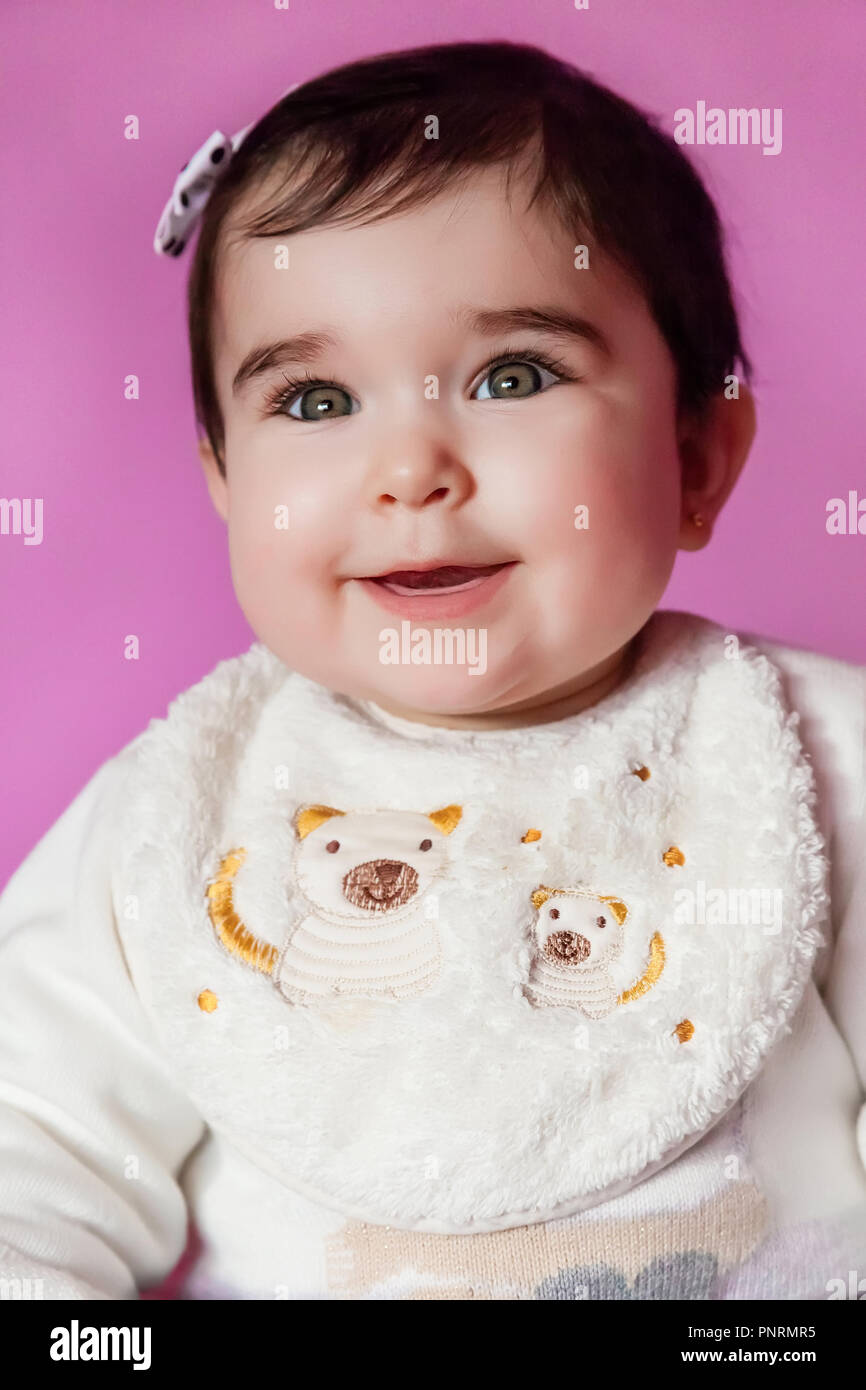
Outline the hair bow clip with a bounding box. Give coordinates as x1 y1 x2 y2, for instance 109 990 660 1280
153 126 250 257
153 83 301 258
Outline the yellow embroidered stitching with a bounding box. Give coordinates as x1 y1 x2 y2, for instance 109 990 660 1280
617 931 666 1003
530 885 628 924
205 848 279 975
294 802 463 839
197 989 218 1012
427 804 463 835
662 845 685 866
296 805 346 840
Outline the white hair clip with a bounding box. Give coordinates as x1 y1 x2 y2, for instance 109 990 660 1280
153 84 301 258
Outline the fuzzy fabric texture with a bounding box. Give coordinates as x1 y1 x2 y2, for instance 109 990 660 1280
112 609 831 1234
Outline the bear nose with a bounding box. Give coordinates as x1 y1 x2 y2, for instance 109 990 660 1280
544 930 591 964
375 860 403 884
340 858 420 912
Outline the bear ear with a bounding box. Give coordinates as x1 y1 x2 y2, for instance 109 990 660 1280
599 895 628 925
531 886 551 909
427 804 463 836
295 804 345 840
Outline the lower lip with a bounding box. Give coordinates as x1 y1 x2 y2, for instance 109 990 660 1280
355 562 517 619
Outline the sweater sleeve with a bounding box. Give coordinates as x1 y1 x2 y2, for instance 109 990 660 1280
803 658 866 1170
740 631 866 1168
0 753 207 1299
821 801 866 1168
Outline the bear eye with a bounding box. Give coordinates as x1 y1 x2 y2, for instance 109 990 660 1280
326 840 340 854
419 838 432 851
597 915 606 927
549 907 560 919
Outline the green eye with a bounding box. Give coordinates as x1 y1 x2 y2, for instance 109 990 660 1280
474 359 560 401
263 349 572 422
288 385 355 421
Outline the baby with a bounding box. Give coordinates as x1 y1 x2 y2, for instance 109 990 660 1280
1 39 864 1303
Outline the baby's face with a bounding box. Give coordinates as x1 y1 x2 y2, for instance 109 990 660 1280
203 165 695 716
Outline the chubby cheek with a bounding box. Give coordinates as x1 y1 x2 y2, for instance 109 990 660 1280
224 460 346 654
517 388 682 642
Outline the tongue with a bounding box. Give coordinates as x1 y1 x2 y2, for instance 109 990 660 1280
379 564 501 589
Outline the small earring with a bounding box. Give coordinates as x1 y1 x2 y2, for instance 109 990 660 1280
690 512 706 528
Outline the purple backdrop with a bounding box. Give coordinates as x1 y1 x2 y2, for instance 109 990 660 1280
2 0 864 886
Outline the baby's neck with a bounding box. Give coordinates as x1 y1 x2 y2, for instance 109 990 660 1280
365 633 641 732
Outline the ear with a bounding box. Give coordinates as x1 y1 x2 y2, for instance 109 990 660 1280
198 435 229 523
677 386 756 551
599 895 628 925
427 804 463 835
295 805 345 840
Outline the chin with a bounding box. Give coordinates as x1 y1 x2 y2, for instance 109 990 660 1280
388 672 494 711
366 664 512 716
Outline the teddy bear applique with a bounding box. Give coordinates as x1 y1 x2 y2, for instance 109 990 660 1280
525 885 666 1018
206 802 462 1004
205 804 666 1017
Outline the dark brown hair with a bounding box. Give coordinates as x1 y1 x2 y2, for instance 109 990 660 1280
186 40 751 475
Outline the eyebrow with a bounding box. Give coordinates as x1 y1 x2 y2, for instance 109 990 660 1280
231 305 609 397
452 304 610 356
232 331 341 397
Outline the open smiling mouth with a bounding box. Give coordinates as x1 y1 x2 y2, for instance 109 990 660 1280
366 562 516 596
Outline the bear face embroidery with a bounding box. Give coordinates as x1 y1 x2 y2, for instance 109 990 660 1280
275 803 462 1004
525 885 665 1020
292 805 453 921
525 886 627 1018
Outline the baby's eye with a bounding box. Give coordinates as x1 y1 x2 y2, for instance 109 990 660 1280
263 370 358 421
419 838 432 851
596 915 606 927
326 840 340 853
473 358 561 402
286 384 355 422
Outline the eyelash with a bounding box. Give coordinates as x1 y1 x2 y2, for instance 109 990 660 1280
259 345 579 419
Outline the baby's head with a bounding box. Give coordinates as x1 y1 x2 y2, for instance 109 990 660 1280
187 41 755 724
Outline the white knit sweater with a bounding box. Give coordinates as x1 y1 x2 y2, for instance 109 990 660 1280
0 609 864 1301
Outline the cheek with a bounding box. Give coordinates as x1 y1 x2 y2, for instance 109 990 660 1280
517 389 681 584
488 389 679 536
223 454 349 627
228 456 342 568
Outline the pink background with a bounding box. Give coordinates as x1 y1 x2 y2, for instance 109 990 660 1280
2 0 864 886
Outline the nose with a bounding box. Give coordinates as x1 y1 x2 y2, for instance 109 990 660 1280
363 426 475 511
544 930 592 965
375 860 403 884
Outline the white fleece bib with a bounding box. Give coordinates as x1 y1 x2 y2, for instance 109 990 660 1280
113 611 829 1234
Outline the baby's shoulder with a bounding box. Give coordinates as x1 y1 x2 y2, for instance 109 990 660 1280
739 625 865 878
740 626 864 762
117 640 291 769
743 625 865 687
59 643 294 859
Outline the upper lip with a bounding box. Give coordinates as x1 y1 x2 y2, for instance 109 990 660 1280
356 558 516 579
